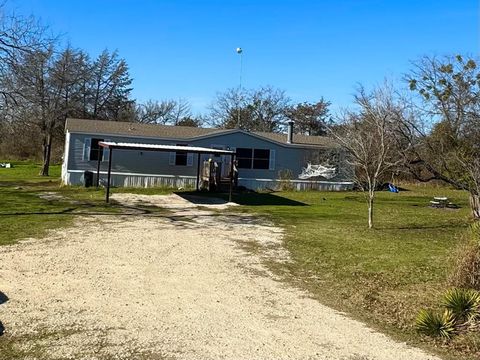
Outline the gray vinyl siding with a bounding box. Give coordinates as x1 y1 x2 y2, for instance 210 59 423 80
65 131 351 186
68 133 195 177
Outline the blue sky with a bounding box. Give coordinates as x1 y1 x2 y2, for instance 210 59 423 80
7 0 478 115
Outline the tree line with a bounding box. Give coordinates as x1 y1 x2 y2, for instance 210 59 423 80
0 7 331 175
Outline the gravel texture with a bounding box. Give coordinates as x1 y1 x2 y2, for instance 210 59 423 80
0 194 440 360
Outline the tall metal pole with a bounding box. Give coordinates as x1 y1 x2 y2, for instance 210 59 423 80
236 47 243 129
106 148 113 203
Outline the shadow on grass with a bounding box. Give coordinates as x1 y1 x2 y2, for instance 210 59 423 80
177 191 308 207
0 202 168 217
385 223 469 231
0 180 58 187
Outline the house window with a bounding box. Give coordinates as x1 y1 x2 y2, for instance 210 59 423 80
175 144 188 166
90 138 104 161
237 148 253 169
253 149 270 169
236 148 271 169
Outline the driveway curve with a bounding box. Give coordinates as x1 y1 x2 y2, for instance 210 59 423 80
0 194 440 360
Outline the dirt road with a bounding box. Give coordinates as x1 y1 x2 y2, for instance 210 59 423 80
0 194 440 359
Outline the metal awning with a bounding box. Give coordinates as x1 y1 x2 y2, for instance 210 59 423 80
96 141 236 203
99 141 235 155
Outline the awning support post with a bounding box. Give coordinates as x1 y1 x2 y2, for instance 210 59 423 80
106 148 113 203
96 152 101 188
229 154 234 203
196 153 201 191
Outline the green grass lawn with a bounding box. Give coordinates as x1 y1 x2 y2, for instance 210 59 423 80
0 162 477 358
218 188 475 359
0 161 173 245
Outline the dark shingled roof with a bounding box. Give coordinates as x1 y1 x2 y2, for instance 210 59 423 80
65 118 336 148
254 131 337 147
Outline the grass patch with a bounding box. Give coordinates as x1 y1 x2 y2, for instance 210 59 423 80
0 160 61 182
0 162 174 245
201 187 475 359
0 333 45 359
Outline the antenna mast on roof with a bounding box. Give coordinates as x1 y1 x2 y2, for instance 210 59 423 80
236 47 243 129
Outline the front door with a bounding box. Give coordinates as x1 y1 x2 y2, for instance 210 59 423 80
210 144 231 177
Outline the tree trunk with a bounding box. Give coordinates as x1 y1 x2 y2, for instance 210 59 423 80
470 193 480 220
40 133 52 176
368 195 374 229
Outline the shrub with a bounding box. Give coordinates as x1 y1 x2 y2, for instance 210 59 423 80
443 288 480 322
450 223 480 290
416 309 456 339
277 169 294 191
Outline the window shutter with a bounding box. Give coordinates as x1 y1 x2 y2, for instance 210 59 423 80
83 138 91 161
169 152 175 165
269 149 276 170
102 139 110 161
187 153 194 167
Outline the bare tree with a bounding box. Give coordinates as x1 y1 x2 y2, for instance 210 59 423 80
89 49 133 120
135 98 191 125
8 46 134 175
249 86 290 132
0 6 52 104
0 7 140 167
176 115 203 127
208 87 250 129
330 85 406 228
11 47 74 175
135 99 174 124
171 98 191 125
402 55 480 218
285 98 332 135
208 86 290 132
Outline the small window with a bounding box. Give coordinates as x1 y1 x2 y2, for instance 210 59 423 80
175 144 188 166
90 138 104 161
237 148 253 169
236 148 271 169
253 149 270 169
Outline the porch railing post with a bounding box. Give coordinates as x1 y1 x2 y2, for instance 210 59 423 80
96 150 101 188
229 153 234 203
196 152 201 191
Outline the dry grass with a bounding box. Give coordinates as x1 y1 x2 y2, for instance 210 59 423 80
450 223 480 290
207 186 477 359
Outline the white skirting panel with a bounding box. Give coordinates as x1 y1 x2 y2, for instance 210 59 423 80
122 175 196 188
238 178 354 191
65 170 353 191
66 170 196 189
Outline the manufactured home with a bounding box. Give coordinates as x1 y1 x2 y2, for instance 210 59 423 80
61 118 353 191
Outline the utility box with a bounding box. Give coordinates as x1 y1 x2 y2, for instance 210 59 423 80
84 171 94 188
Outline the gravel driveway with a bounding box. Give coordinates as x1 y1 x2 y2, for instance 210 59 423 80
0 194 440 360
